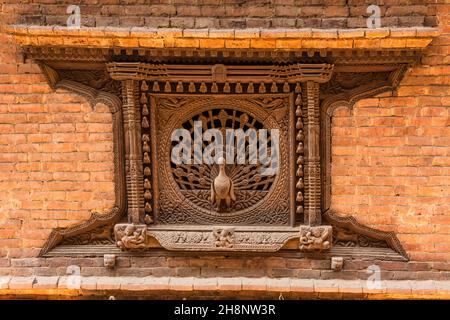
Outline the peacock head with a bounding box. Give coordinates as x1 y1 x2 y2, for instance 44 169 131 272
217 156 226 171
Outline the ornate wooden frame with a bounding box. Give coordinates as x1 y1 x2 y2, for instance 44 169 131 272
23 45 426 259
149 93 295 226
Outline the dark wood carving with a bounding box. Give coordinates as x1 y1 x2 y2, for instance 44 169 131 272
116 224 147 250
148 94 293 225
299 225 332 251
23 46 422 68
107 62 333 84
324 210 408 259
122 80 145 224
28 45 420 258
60 224 114 245
58 69 121 96
294 84 304 223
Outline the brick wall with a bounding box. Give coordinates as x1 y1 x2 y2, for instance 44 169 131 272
3 254 448 280
1 0 440 29
331 5 450 271
0 2 449 281
0 28 116 265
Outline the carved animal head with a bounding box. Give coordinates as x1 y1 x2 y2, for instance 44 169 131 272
217 156 226 169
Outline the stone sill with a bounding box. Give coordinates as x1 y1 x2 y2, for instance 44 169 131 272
45 245 407 261
1 276 449 299
6 25 441 50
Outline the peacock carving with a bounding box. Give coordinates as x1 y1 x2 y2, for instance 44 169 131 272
171 108 276 213
211 157 236 211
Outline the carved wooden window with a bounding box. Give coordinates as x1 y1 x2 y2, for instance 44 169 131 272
106 63 339 252
150 94 293 226
31 49 419 259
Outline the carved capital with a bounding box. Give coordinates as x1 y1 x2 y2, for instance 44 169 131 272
212 227 235 248
115 224 147 250
299 225 332 251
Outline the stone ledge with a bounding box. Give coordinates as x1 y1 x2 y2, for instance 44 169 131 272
0 276 449 298
6 25 440 50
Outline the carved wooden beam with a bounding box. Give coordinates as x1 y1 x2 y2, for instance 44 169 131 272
107 62 333 84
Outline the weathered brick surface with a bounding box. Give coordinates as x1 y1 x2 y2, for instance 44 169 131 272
330 5 450 270
0 7 116 261
0 1 441 29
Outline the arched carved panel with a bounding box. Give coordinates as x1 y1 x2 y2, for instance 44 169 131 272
38 70 126 256
324 210 408 259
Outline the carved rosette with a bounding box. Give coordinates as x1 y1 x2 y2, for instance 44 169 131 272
299 225 332 251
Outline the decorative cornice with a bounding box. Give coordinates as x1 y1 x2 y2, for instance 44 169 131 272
7 25 440 51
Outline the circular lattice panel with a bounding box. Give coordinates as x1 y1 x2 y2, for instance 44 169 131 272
171 108 277 212
152 94 293 225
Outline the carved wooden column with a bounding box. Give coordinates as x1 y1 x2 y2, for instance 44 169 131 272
298 80 332 252
122 80 144 224
302 81 321 226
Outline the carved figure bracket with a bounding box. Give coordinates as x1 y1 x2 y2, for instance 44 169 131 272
115 224 147 250
299 226 332 251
